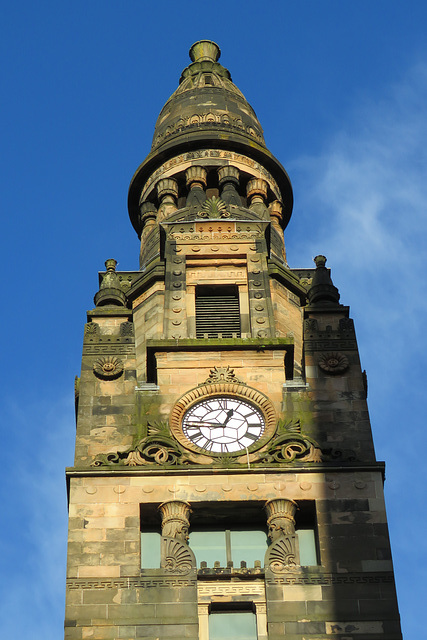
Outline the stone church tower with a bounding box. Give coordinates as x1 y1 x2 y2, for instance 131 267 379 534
65 41 402 639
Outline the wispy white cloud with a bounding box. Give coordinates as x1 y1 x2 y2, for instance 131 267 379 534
287 61 427 639
289 60 427 369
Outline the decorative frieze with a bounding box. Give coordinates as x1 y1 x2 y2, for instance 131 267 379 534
66 571 396 591
82 344 135 356
66 577 197 590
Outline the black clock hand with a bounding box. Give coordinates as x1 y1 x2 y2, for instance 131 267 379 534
223 409 234 425
185 419 231 429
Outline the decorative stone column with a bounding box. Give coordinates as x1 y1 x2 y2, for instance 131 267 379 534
218 165 241 206
139 201 157 239
264 498 300 570
185 165 207 208
156 177 178 222
138 201 157 268
246 178 269 219
159 500 192 544
265 498 298 542
268 199 287 262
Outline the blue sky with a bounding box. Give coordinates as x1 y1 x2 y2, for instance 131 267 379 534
1 1 426 637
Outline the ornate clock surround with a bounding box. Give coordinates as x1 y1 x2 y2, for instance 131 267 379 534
170 379 277 456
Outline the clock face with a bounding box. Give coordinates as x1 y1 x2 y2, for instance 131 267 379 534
182 396 265 453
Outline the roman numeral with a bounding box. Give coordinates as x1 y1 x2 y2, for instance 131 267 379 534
243 432 259 441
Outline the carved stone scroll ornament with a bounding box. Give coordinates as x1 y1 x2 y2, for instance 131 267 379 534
91 416 321 468
91 421 185 467
265 536 299 573
93 356 124 380
256 420 322 464
160 537 196 574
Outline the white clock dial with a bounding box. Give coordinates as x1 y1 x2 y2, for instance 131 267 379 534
182 396 265 453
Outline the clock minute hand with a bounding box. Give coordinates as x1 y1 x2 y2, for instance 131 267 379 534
185 417 231 429
185 421 226 428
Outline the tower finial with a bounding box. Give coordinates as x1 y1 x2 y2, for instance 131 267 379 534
94 258 126 307
189 40 221 63
307 255 340 305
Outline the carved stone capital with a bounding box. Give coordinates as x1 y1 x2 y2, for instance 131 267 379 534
217 165 239 186
139 200 157 224
157 177 178 201
247 178 268 203
265 498 297 541
268 200 283 225
159 500 192 543
185 165 207 188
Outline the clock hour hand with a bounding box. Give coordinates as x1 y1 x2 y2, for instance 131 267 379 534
223 409 234 425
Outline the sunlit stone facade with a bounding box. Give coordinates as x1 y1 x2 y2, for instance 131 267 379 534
65 41 402 639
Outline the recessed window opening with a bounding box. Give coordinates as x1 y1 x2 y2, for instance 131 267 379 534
209 603 257 640
190 528 267 568
140 504 161 569
196 284 241 338
295 500 319 566
189 501 267 568
140 501 319 569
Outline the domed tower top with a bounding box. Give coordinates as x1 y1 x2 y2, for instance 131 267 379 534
151 40 266 152
128 41 293 267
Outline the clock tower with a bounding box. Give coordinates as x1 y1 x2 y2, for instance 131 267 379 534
65 41 402 639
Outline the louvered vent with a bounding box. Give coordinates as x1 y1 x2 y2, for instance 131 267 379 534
196 286 241 338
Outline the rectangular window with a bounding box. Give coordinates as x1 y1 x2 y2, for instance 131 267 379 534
209 611 257 640
295 500 319 565
140 531 161 569
296 528 318 565
189 528 267 568
195 285 241 338
140 504 162 569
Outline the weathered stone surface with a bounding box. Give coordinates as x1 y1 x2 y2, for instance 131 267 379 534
65 40 402 640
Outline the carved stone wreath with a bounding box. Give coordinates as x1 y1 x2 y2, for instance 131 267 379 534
93 356 124 380
318 352 349 375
